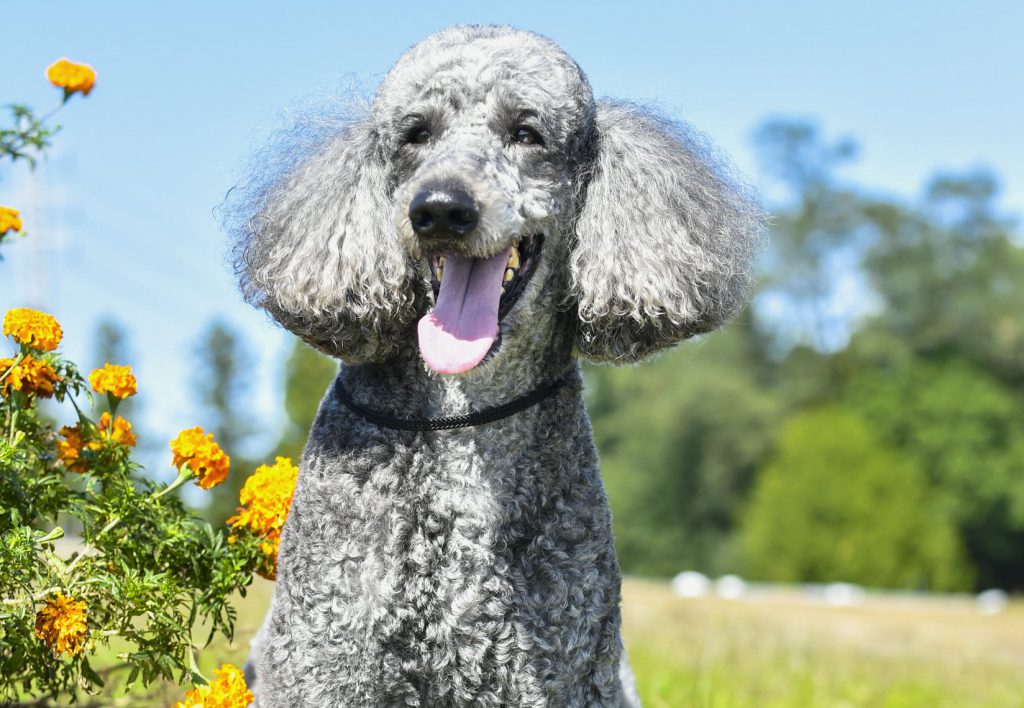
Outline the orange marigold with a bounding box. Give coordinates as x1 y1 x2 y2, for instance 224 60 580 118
56 414 134 473
46 58 96 97
89 363 138 399
171 663 253 708
56 423 90 473
0 355 59 398
170 426 230 489
256 528 283 580
0 206 22 235
229 457 299 537
229 457 298 581
3 308 63 351
98 411 136 447
34 592 88 657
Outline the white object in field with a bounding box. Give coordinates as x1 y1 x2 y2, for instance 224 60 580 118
976 589 1008 615
671 571 711 598
715 574 747 600
823 582 865 606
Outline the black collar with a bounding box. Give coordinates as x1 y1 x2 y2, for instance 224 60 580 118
333 370 574 431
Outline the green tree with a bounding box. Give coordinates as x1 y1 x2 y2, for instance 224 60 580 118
753 119 869 357
843 358 1024 589
589 325 779 576
192 321 257 523
861 171 1024 382
274 338 337 463
741 407 971 591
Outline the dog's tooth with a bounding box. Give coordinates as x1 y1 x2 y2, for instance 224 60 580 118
437 267 443 282
504 268 514 283
507 248 520 269
438 256 445 268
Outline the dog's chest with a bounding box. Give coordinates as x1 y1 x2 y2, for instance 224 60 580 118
266 409 623 705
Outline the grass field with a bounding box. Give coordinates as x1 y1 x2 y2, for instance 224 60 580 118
86 578 1024 706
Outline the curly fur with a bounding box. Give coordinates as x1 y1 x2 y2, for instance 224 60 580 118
224 25 761 707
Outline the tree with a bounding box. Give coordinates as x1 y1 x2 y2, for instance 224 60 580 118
192 320 257 523
741 407 971 591
843 358 1024 589
588 325 779 576
861 170 1024 383
752 119 871 356
274 338 337 463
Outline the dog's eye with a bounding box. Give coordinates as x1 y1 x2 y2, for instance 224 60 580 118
406 127 431 145
512 126 543 146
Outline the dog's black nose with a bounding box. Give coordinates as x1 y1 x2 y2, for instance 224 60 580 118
409 186 479 238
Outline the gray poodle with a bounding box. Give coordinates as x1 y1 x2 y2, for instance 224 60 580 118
225 25 760 707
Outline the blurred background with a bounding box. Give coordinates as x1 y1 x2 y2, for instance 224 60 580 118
3 1 1023 705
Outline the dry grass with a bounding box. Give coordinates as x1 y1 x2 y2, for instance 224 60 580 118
86 577 1024 706
622 578 1024 707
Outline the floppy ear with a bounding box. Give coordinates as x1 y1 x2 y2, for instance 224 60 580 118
224 114 420 361
569 100 762 363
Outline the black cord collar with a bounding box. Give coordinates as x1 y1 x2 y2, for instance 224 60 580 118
334 370 574 431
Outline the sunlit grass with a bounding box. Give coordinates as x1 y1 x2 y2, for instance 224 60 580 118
622 578 1024 707
87 577 1024 707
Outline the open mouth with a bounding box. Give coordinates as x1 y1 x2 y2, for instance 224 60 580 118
417 234 543 374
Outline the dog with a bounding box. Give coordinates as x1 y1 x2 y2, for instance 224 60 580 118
225 24 760 707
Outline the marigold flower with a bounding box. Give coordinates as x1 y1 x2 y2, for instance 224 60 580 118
228 457 298 580
0 355 59 398
0 206 22 235
229 457 298 537
171 664 253 708
3 308 63 352
98 411 137 447
170 426 230 489
56 414 134 473
34 592 88 657
89 363 138 399
46 58 96 97
255 529 283 580
56 423 90 473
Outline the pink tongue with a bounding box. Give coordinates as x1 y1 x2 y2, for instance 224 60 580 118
418 248 511 374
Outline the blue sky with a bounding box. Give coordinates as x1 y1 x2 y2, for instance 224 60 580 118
2 1 1022 466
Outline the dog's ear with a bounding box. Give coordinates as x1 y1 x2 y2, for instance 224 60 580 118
569 100 762 363
224 114 419 361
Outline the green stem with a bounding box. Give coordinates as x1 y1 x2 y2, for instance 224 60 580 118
65 466 193 580
152 465 194 501
35 527 65 544
65 515 121 578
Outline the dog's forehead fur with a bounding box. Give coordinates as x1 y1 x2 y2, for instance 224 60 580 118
373 26 595 138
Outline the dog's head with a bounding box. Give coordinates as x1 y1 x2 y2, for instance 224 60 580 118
226 26 761 371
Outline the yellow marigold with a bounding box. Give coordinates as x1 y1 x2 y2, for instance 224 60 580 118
88 363 138 399
258 529 282 580
229 457 299 537
56 414 134 473
0 206 22 235
46 58 96 97
171 664 253 708
98 411 136 447
3 308 63 352
170 426 230 489
34 592 88 657
0 355 59 398
229 457 298 581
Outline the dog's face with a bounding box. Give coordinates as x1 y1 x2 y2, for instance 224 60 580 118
374 29 595 374
227 26 760 371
